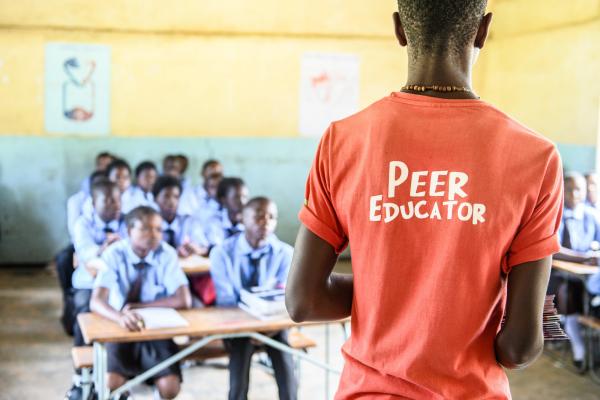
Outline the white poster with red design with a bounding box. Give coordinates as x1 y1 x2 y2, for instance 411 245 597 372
45 42 111 135
299 52 360 137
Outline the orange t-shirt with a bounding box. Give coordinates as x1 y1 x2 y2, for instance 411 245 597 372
298 92 564 399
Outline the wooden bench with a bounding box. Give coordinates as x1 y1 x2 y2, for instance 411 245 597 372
72 329 317 369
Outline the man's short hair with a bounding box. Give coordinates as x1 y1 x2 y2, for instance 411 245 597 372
564 171 585 183
202 159 221 175
152 175 182 198
217 177 245 200
91 177 118 199
397 0 487 57
106 159 131 176
244 196 273 211
135 161 157 178
125 206 160 229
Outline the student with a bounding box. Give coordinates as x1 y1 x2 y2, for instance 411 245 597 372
90 206 191 400
204 177 249 249
585 172 599 209
553 172 600 369
210 197 297 400
65 178 127 400
79 151 114 194
179 159 224 220
82 159 134 218
125 160 159 213
152 175 209 256
57 170 107 336
286 1 563 398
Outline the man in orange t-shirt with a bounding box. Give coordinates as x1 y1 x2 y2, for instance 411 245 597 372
285 1 564 399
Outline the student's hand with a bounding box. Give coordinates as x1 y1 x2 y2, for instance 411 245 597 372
177 245 192 258
119 310 144 332
183 242 208 257
122 302 141 311
105 233 121 245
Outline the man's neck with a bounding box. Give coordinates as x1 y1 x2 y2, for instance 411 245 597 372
404 52 478 100
132 246 151 259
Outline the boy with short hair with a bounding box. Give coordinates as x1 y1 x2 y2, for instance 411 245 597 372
91 206 191 400
79 151 114 194
585 172 598 209
210 197 297 400
153 176 209 256
125 161 159 213
553 172 600 369
65 178 127 399
204 177 249 249
179 159 223 221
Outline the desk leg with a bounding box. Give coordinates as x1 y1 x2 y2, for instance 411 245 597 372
325 324 330 400
93 342 108 400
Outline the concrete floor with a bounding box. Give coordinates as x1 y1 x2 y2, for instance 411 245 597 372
0 265 599 400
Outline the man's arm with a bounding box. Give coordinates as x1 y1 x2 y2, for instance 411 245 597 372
495 257 552 369
90 287 144 332
125 285 192 310
285 225 352 322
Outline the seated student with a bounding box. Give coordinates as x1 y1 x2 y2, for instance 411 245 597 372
586 172 599 210
210 197 297 400
204 177 249 249
79 151 114 195
125 160 159 213
58 170 107 336
163 154 191 190
153 175 209 256
65 179 127 400
553 171 600 370
81 159 134 218
91 206 191 400
179 159 223 220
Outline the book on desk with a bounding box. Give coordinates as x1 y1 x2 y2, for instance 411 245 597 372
239 288 288 321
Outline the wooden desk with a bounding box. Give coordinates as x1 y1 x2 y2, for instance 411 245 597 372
79 308 349 400
552 260 599 276
178 255 211 275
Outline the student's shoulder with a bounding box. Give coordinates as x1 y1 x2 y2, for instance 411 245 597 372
101 238 129 260
210 234 239 259
269 235 293 256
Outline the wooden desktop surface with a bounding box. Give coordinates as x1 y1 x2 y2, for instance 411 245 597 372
179 255 211 275
552 259 599 276
79 307 348 344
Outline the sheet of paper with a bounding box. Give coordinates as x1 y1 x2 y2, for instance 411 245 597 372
134 308 189 330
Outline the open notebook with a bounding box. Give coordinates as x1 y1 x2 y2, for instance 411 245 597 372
134 308 189 330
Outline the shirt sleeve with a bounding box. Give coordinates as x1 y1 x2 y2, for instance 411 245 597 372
67 193 83 240
209 245 238 306
185 216 210 248
73 216 101 265
298 124 348 253
162 247 189 295
506 148 564 272
94 246 119 290
587 272 600 295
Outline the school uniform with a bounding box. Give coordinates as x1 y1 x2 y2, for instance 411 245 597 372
162 213 209 250
555 202 600 362
178 184 221 222
122 186 157 214
95 239 189 381
210 233 297 400
56 189 92 334
71 212 127 346
204 208 245 249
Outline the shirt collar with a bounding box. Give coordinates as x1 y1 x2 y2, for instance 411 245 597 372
125 239 159 268
236 233 278 257
93 212 120 230
163 214 182 231
221 208 244 231
564 203 586 220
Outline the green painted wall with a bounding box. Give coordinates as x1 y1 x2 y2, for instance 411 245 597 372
0 136 594 263
0 136 318 263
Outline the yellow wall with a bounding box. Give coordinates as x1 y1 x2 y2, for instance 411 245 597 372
476 0 600 145
0 0 404 137
1 0 599 142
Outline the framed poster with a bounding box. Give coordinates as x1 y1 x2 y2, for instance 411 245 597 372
45 42 111 135
299 52 360 137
